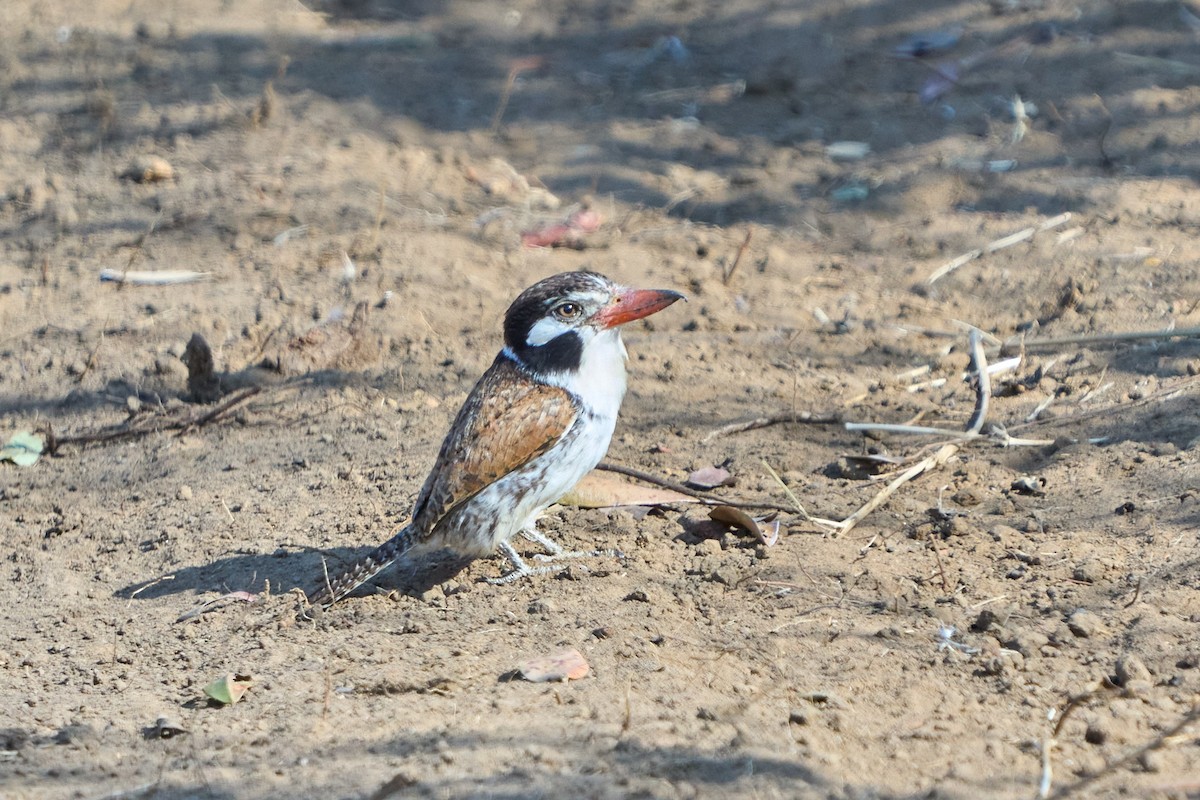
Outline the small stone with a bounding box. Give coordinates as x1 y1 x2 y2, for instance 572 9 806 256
1114 655 1152 687
1067 609 1105 639
980 649 1024 675
122 155 175 183
1047 623 1075 647
989 524 1021 542
526 598 555 615
54 723 98 747
970 609 1005 634
711 565 740 586
697 538 722 555
951 488 982 507
1003 630 1049 658
1138 749 1163 773
1072 560 1103 584
176 485 193 501
0 728 31 751
945 517 975 537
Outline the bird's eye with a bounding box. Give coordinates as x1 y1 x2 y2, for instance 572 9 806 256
553 302 582 320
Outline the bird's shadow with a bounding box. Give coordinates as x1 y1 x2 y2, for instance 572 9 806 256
115 547 477 604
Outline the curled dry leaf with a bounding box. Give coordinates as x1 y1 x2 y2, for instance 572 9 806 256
1 431 44 467
686 465 735 490
203 674 253 706
152 716 188 739
518 649 590 683
521 208 601 248
559 470 695 508
839 453 903 479
709 505 780 546
1010 475 1046 496
122 155 175 183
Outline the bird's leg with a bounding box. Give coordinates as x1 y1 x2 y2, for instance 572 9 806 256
486 528 623 585
520 527 566 556
487 541 565 584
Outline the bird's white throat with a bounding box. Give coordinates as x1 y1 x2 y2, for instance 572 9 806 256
507 327 628 420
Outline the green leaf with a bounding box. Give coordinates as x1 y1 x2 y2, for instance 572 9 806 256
1 432 43 467
202 674 252 706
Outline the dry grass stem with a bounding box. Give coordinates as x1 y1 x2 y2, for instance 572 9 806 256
595 462 797 513
703 410 842 442
965 329 991 435
760 459 841 530
830 443 960 538
1047 700 1200 799
927 212 1072 284
99 269 211 285
1001 325 1200 354
722 227 754 284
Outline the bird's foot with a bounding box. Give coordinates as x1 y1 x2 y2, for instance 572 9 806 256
520 527 623 561
486 540 623 585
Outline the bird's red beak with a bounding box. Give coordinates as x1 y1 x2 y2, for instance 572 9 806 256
595 288 685 329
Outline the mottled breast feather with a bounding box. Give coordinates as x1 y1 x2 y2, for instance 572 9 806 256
409 353 578 538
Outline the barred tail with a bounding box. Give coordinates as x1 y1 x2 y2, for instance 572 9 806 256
307 526 418 609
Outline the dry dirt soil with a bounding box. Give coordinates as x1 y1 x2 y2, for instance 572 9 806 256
3 1 1200 798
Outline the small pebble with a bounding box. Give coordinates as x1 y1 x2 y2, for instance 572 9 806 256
1072 560 1103 583
1115 655 1152 687
1067 608 1105 639
176 485 193 501
1003 630 1048 658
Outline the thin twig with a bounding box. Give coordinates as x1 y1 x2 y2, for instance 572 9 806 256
928 537 951 593
759 460 841 529
830 444 960 538
99 269 211 286
490 57 543 135
999 325 1200 354
965 328 990 435
47 386 263 452
1009 374 1200 433
927 212 1071 284
722 228 753 284
844 422 977 438
595 462 798 513
76 319 109 384
703 410 842 442
1048 702 1200 799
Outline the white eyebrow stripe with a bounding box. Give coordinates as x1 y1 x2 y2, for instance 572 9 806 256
526 316 572 347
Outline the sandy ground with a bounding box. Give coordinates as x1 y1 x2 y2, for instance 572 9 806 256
2 0 1200 798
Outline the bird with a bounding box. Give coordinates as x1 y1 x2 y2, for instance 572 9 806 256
306 271 684 609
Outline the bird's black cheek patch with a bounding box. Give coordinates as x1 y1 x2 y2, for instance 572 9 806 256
517 331 583 374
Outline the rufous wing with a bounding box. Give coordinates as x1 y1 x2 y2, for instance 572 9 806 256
409 354 578 536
